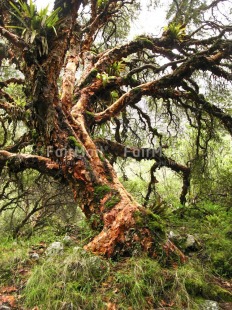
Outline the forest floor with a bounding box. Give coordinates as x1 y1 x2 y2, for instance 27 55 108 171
0 202 231 309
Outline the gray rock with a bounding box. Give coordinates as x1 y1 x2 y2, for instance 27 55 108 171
63 235 72 245
168 230 177 239
200 300 220 310
185 234 197 249
45 241 63 256
30 252 40 260
60 302 74 310
0 306 12 310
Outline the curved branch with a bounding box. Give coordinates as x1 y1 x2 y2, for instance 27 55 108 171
96 138 191 204
76 36 178 89
93 46 232 129
0 26 28 48
6 133 31 153
0 99 26 121
0 151 61 177
127 59 186 77
0 78 24 88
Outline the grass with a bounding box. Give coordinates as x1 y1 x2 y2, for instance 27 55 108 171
0 201 231 309
169 201 232 278
24 249 111 309
0 237 28 286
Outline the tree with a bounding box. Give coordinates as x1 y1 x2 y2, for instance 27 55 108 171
0 0 231 258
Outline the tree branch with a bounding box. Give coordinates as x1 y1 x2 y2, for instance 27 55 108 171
0 151 61 177
93 46 232 127
0 78 25 88
0 99 26 121
0 26 27 48
5 133 31 153
96 138 190 204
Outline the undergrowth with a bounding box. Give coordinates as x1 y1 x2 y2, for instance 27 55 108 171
0 202 231 309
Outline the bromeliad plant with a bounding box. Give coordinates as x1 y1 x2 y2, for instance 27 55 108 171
107 61 126 77
8 0 61 55
97 0 109 9
163 22 186 41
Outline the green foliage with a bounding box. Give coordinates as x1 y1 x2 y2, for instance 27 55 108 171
97 61 125 87
24 249 110 309
170 201 232 278
3 83 26 107
0 169 79 238
94 184 112 201
96 72 112 87
164 22 186 40
0 238 27 286
8 0 61 54
107 61 126 77
97 0 108 9
110 90 119 102
105 194 121 210
67 136 83 150
115 258 163 308
0 211 232 309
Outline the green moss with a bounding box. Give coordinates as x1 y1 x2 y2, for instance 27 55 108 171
85 111 94 117
185 277 206 296
105 194 121 210
135 36 153 45
80 69 98 87
94 184 111 201
145 210 166 237
211 251 232 277
31 129 38 140
68 136 80 147
89 214 104 231
207 285 232 301
134 209 166 239
68 136 85 154
126 75 138 85
185 278 232 302
131 87 141 95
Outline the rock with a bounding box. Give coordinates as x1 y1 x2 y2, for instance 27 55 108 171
63 235 73 245
29 252 40 260
45 242 63 256
184 234 199 251
168 230 177 239
185 234 196 247
0 306 12 310
200 300 220 309
60 302 73 310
